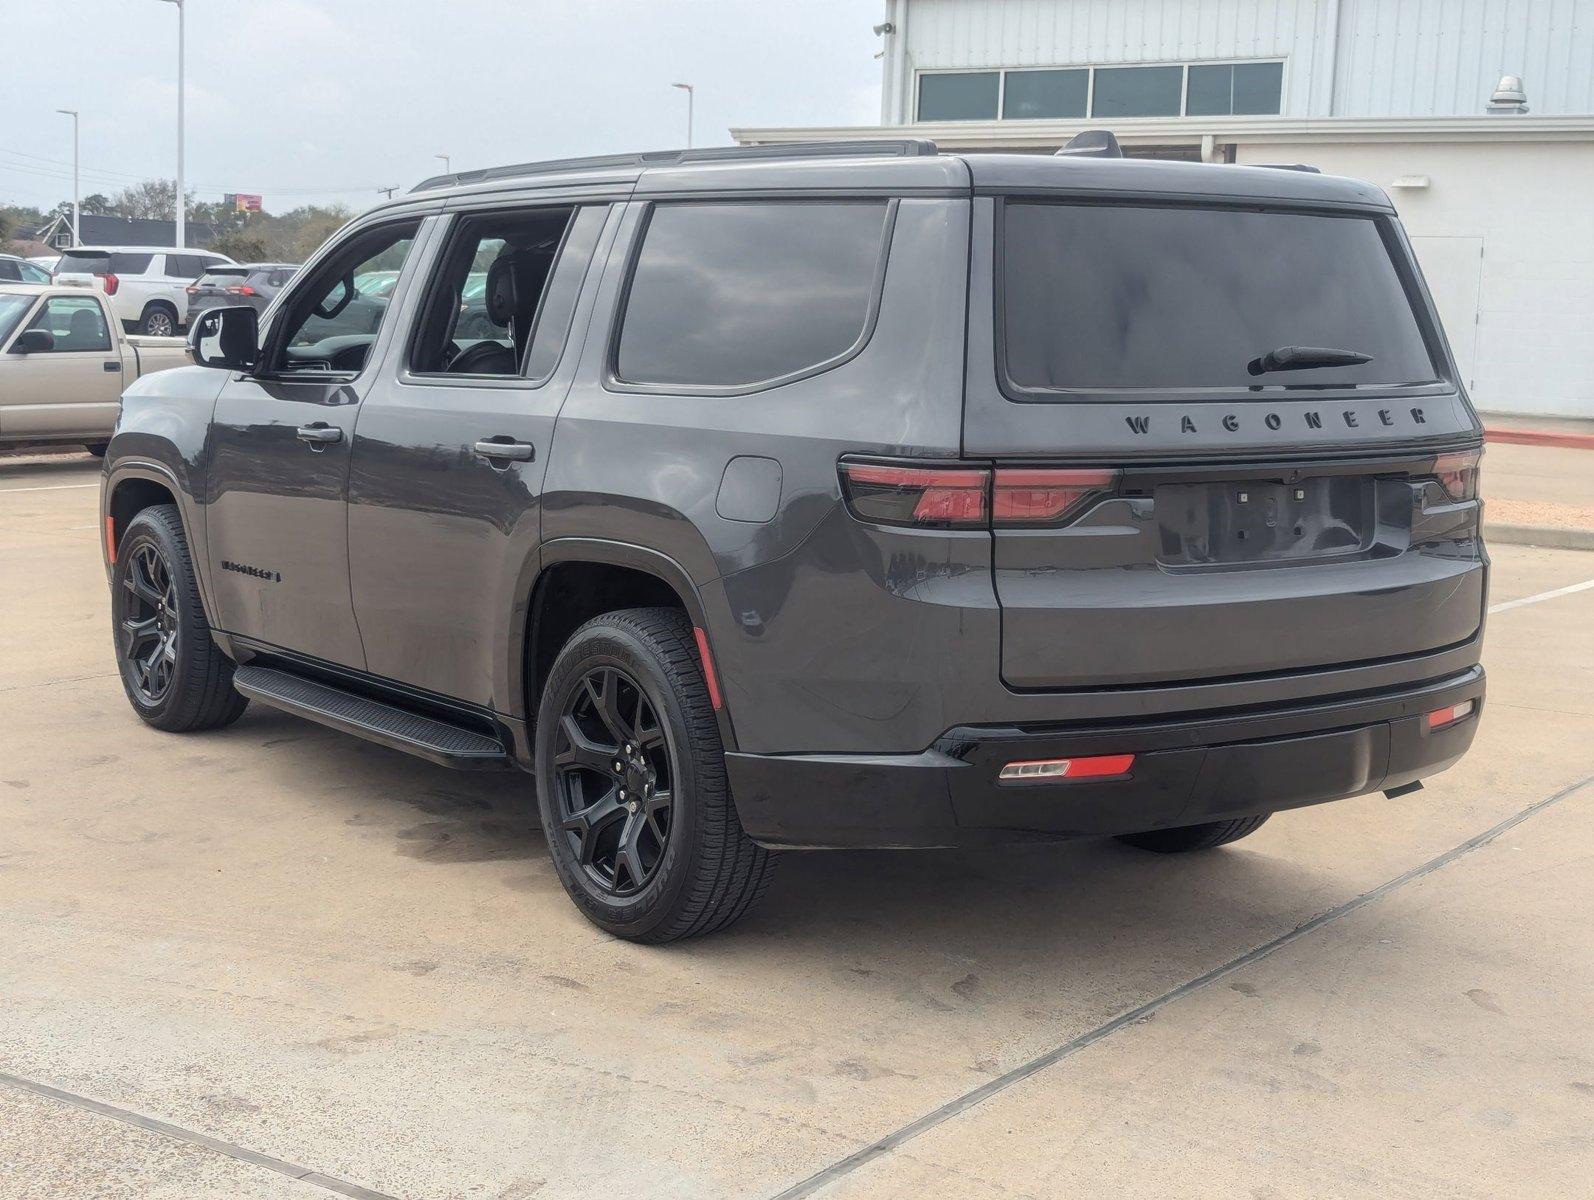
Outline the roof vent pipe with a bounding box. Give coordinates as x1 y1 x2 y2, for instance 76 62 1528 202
1488 74 1528 113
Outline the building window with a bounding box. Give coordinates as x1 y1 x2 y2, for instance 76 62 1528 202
1091 65 1185 117
1186 61 1284 115
1003 69 1088 119
915 60 1283 122
917 71 999 121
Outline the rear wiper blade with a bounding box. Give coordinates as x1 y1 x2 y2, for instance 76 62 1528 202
1247 345 1373 376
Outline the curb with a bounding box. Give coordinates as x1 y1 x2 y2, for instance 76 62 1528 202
1485 522 1594 552
1484 428 1594 451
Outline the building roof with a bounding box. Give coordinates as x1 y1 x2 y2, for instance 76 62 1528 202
30 212 220 249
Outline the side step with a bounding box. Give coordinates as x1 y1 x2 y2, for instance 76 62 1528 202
233 665 513 770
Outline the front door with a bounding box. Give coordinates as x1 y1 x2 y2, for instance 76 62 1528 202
347 203 612 708
0 294 122 437
204 217 430 668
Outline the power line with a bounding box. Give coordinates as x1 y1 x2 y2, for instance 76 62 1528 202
0 146 386 196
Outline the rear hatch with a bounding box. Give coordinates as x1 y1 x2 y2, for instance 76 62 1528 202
187 266 249 309
967 187 1485 691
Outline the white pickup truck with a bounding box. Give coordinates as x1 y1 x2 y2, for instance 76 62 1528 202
0 283 189 454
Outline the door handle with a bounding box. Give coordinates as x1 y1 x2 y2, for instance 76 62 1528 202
474 439 534 463
103 361 120 372
296 423 342 446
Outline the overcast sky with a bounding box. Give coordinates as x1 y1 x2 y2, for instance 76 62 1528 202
2 0 883 214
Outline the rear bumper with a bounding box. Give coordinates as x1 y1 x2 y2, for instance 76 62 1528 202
727 666 1484 849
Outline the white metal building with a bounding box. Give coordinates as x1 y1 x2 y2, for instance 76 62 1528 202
734 0 1594 419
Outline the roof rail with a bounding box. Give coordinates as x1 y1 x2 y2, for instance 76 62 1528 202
409 139 940 193
1254 163 1322 173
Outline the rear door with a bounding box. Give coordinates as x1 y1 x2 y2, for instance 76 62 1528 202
347 202 612 707
965 194 1486 691
204 216 431 668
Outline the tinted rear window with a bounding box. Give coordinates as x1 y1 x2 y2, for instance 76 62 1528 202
197 268 247 286
1001 202 1438 393
58 251 154 275
616 200 889 389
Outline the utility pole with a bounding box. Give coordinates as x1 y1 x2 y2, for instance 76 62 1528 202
671 82 695 148
56 109 80 246
435 154 451 175
157 0 186 247
377 186 399 200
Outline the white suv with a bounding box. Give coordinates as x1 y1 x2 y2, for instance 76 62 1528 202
54 246 236 336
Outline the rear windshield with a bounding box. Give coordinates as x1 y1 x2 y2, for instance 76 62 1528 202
197 268 247 286
1000 202 1438 393
57 251 154 276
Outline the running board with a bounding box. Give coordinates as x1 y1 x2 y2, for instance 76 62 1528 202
233 665 513 770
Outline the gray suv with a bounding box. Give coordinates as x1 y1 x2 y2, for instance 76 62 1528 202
100 138 1486 942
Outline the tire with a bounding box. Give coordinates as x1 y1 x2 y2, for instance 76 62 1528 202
137 303 178 337
535 607 773 943
1117 813 1271 854
112 504 249 732
83 441 109 458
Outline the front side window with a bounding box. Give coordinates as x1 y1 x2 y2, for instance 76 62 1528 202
19 261 50 283
409 206 577 377
270 221 419 375
0 260 21 281
27 295 112 352
0 293 36 344
1001 201 1437 394
918 71 999 120
615 200 890 390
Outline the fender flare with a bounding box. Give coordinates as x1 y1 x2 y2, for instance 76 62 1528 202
510 537 737 752
103 458 223 632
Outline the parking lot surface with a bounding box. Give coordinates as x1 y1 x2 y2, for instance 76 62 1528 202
2 455 1592 1200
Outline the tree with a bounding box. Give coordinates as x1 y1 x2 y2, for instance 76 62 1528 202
111 178 196 220
0 209 13 246
210 232 267 263
82 193 114 216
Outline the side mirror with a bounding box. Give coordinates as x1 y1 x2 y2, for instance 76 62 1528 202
10 328 54 354
188 305 258 371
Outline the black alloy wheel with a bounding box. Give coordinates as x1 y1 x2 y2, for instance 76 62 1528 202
553 665 674 897
118 541 180 704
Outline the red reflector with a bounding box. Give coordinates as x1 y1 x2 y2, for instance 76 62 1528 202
104 515 116 564
693 626 723 711
992 468 1119 525
1427 699 1474 729
999 753 1135 782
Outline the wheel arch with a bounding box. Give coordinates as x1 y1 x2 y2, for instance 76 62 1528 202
512 538 737 754
103 460 223 643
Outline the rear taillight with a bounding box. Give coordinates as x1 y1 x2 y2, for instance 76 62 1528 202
225 285 257 297
840 461 1119 529
1432 450 1480 501
97 272 119 296
992 468 1119 526
839 462 989 529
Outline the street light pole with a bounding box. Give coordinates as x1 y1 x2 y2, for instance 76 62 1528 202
55 109 79 246
157 0 186 248
435 153 451 175
671 83 694 148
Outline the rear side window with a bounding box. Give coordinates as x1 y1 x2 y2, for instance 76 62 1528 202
57 252 154 275
166 254 207 279
615 200 890 390
1000 202 1438 394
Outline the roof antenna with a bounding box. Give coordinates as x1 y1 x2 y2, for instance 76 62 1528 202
1057 130 1123 158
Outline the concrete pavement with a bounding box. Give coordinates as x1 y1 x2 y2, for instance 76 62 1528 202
1 457 1591 1199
